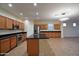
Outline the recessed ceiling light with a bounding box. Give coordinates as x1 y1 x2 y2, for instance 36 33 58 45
36 12 39 15
20 13 23 15
8 3 12 7
34 3 37 6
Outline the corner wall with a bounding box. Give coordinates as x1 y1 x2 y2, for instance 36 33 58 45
24 20 34 37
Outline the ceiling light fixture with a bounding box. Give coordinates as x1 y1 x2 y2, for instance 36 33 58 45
36 12 39 15
34 3 37 6
59 18 69 21
20 13 23 15
8 3 12 7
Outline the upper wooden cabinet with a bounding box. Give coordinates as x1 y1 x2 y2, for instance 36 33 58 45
6 18 13 29
35 24 48 30
54 24 61 30
54 21 61 30
0 16 6 29
0 15 24 30
19 22 24 30
13 20 17 26
21 23 24 30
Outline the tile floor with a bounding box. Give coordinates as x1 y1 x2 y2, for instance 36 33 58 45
5 37 79 56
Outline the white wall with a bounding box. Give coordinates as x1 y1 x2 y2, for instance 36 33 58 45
24 20 34 37
62 19 79 37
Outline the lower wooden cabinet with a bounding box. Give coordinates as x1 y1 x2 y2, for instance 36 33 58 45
10 36 17 49
27 39 39 56
0 38 10 53
0 35 17 55
40 31 61 38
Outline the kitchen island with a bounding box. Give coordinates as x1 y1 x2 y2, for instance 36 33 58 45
26 34 49 56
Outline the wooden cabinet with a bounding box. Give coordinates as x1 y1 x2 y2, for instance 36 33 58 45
19 22 24 30
13 20 17 26
6 18 13 29
0 16 6 29
27 39 39 56
40 24 48 30
19 22 22 30
35 24 48 30
21 23 24 30
54 24 61 30
0 15 24 30
54 20 61 30
10 36 17 49
0 38 10 53
40 31 61 38
0 35 17 55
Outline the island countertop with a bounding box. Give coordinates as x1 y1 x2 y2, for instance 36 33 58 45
26 34 49 39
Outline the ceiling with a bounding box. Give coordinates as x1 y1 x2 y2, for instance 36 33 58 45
0 3 79 21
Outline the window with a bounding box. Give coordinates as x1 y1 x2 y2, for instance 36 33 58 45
48 24 53 31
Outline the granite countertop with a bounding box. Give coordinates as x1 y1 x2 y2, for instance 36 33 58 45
0 31 27 38
40 30 61 32
26 34 49 39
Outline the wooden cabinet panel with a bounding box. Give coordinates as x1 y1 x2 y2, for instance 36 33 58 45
1 38 10 53
27 39 39 56
13 20 17 26
10 36 16 49
19 22 22 29
54 24 61 30
40 31 61 38
19 22 24 30
35 24 48 30
0 16 6 29
6 18 12 29
21 23 24 30
40 24 48 30
0 41 1 53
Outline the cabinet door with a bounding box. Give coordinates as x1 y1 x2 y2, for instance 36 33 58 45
13 20 17 26
6 18 12 29
40 24 48 30
1 38 10 53
10 36 16 49
54 24 61 30
0 16 6 29
19 22 21 29
21 23 24 30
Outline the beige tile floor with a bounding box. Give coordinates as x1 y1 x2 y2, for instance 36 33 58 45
5 41 27 56
47 38 79 56
5 37 79 56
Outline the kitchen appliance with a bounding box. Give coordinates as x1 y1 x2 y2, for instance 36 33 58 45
16 34 22 46
34 25 40 35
